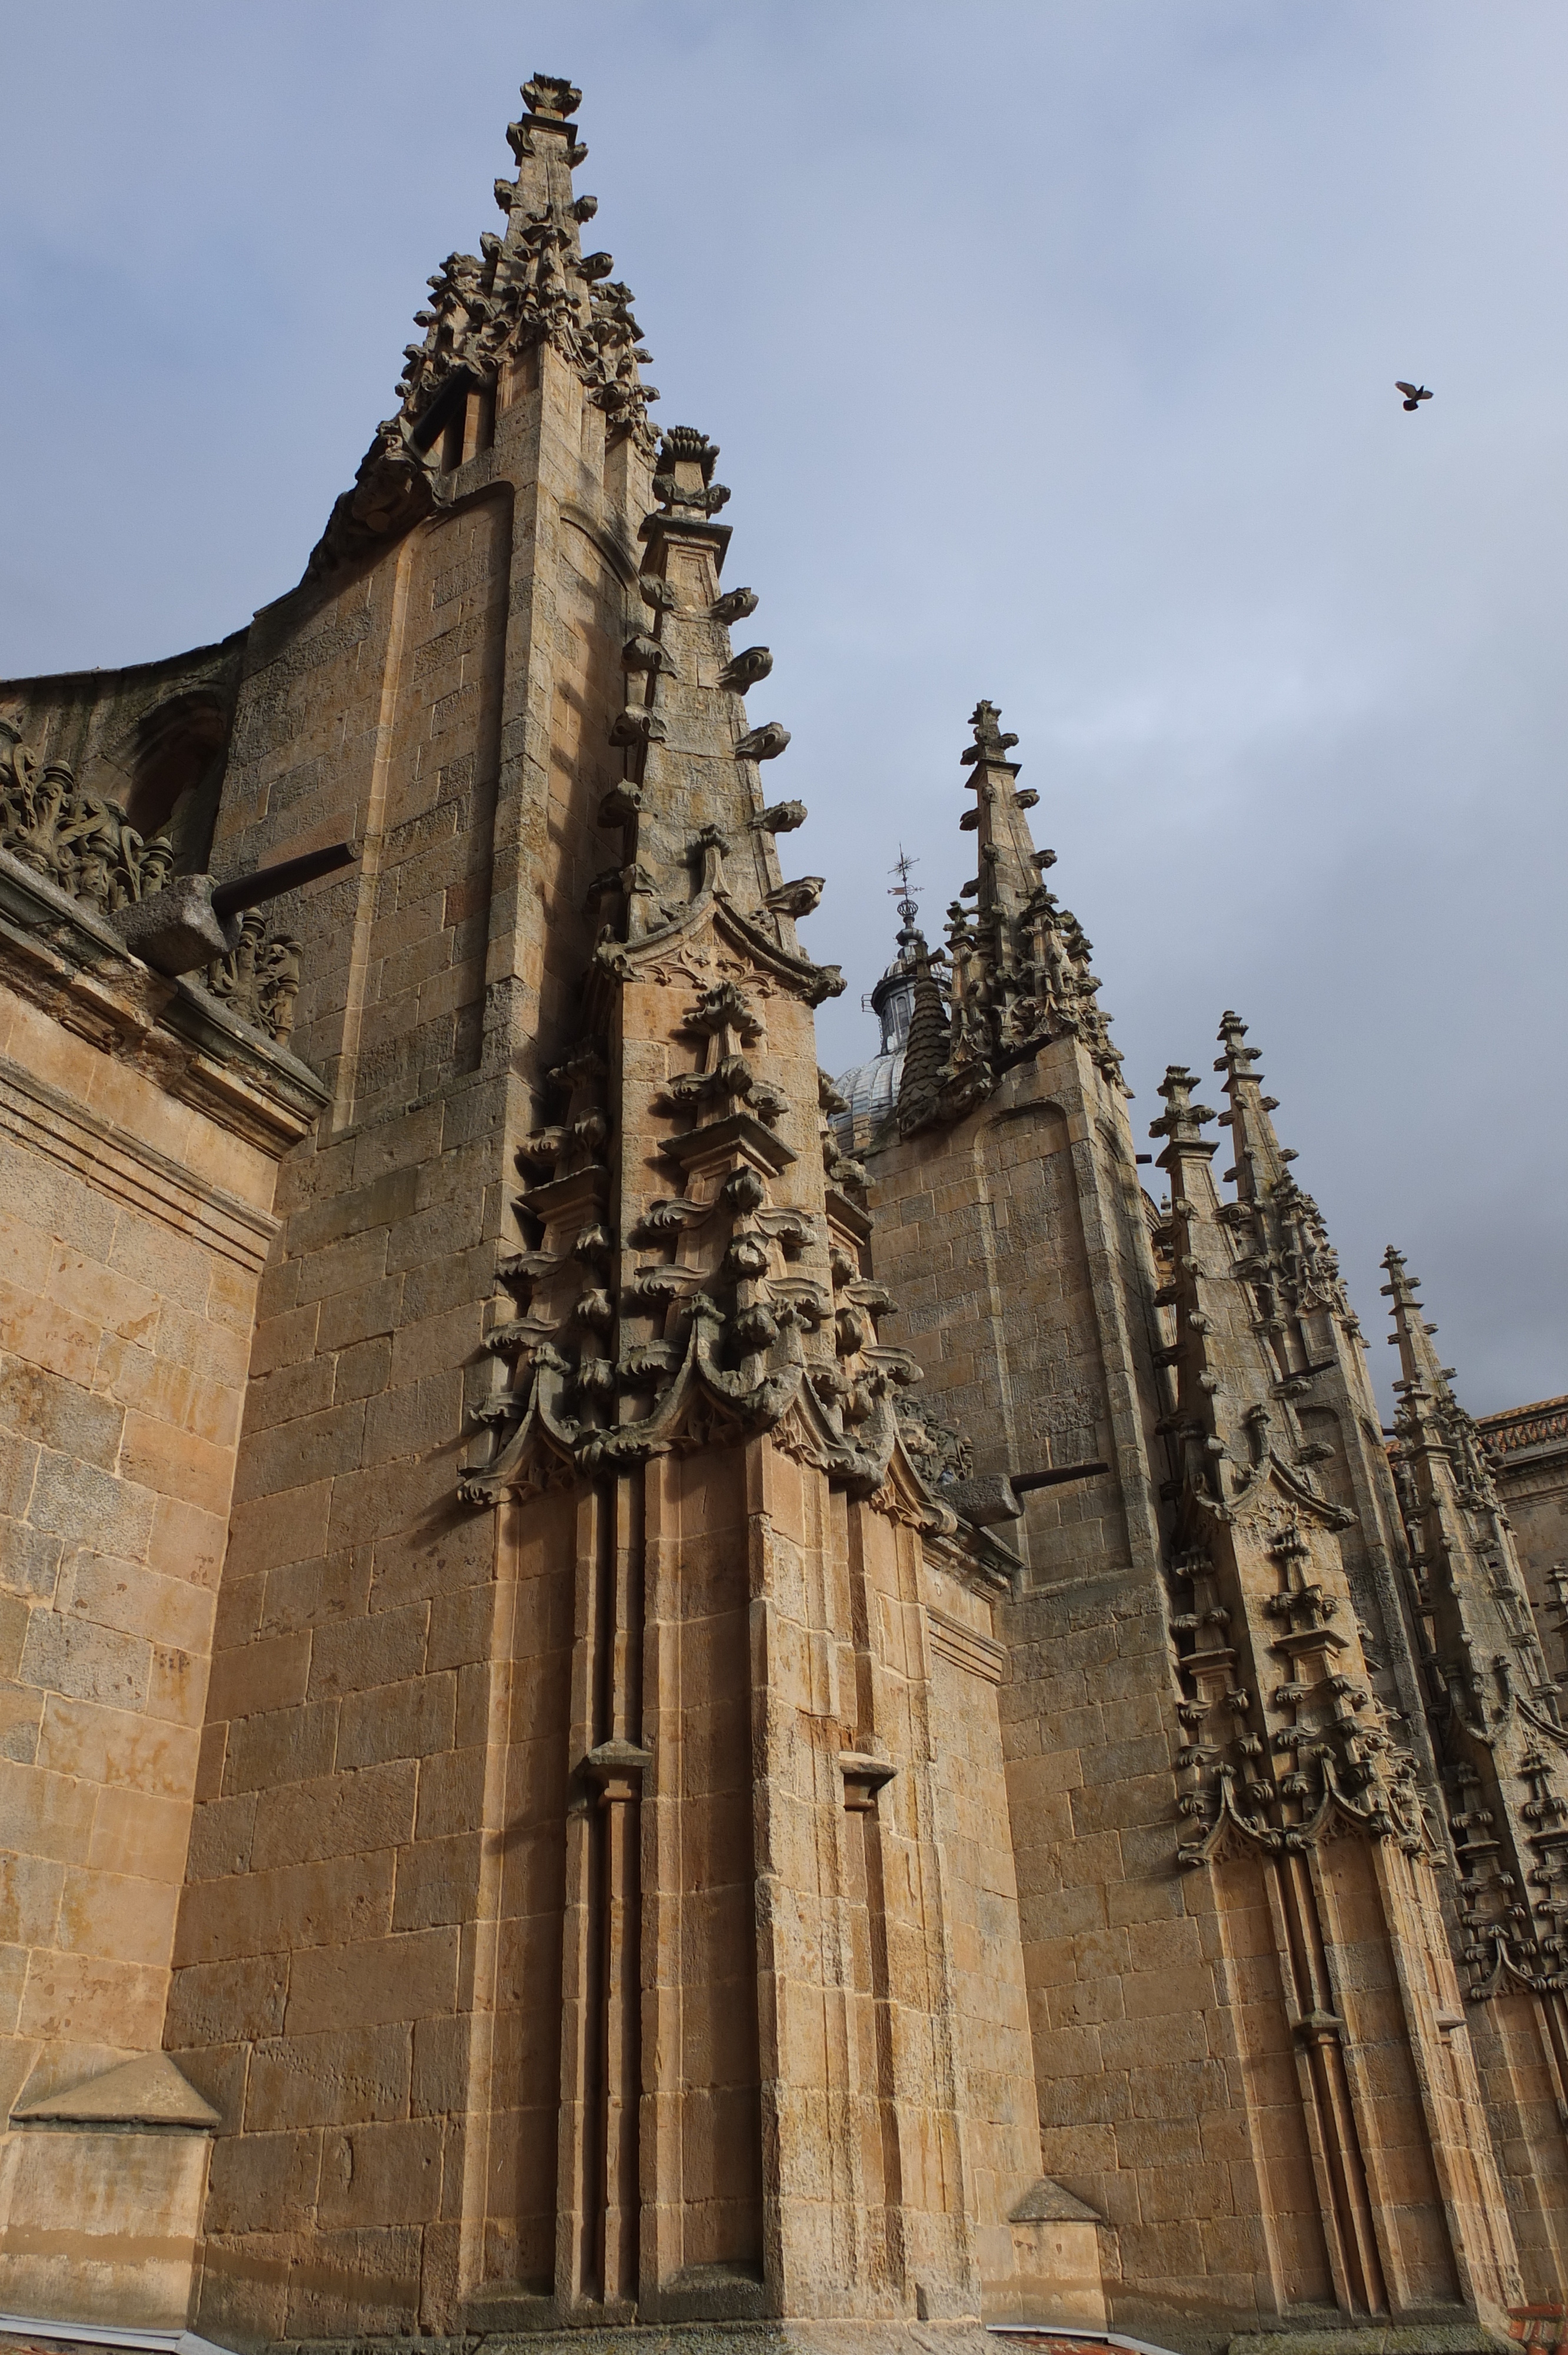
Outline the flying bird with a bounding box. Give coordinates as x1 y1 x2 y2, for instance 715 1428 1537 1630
1396 380 1433 412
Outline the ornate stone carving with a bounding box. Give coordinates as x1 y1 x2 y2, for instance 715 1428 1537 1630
894 1393 975 1486
712 586 759 624
735 722 791 762
310 75 656 578
1 727 175 912
1383 1247 1568 1999
205 915 303 1047
460 432 931 1517
751 800 807 834
650 426 729 516
1148 1066 1430 1873
718 646 772 693
520 73 582 120
0 727 310 1049
896 702 1127 1137
761 877 823 919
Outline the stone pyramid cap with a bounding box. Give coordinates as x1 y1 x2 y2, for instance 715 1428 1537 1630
1009 2175 1104 2224
13 2050 221 2129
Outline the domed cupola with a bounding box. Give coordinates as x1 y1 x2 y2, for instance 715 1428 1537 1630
830 857 932 1152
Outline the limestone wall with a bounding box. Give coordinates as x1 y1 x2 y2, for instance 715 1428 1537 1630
866 1039 1164 1591
921 1546 1042 2307
167 343 655 2344
0 635 246 870
0 853 321 2314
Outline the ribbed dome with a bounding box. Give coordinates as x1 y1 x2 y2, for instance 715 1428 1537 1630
831 927 920 1152
833 1041 906 1143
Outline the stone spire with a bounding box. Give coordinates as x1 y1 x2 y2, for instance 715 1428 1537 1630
1150 1040 1428 1857
893 927 955 1135
1211 1014 1443 1788
310 71 658 576
1214 1010 1360 1365
959 698 1041 924
896 699 1122 1134
1214 1007 1293 1205
1383 1248 1568 2000
1150 1059 1418 1887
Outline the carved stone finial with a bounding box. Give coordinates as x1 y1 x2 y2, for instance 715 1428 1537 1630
1148 1067 1220 1167
959 698 1020 768
521 72 582 120
652 427 731 518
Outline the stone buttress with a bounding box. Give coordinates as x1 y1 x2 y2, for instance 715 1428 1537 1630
1150 1065 1516 2338
147 76 1052 2350
1383 1246 1568 2300
853 712 1530 2347
7 58 1568 2355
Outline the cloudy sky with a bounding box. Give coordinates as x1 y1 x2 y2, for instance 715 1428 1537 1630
4 2 1564 1415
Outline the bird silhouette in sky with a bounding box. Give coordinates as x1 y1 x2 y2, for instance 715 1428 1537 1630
1396 381 1434 412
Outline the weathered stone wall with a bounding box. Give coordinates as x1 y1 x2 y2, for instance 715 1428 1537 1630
167 330 656 2342
0 1000 260 2088
0 856 321 2307
1 635 247 868
988 1565 1388 2341
866 1043 1164 1590
922 1548 1041 2306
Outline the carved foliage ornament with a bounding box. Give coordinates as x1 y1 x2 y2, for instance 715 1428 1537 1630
395 92 656 447
205 914 303 1047
1 731 175 913
310 81 655 576
0 730 301 1049
460 948 929 1514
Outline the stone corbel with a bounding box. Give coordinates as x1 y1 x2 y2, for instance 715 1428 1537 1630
838 1751 898 1813
580 1739 653 1805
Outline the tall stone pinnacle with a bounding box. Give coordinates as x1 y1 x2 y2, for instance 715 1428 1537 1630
959 698 1044 924
897 699 1123 1132
1213 1010 1360 1365
1383 1248 1568 1998
460 414 946 1518
310 71 657 578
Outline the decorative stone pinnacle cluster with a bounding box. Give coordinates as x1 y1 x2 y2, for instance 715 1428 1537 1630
1144 1040 1427 1869
1382 1246 1568 1998
894 701 1124 1137
309 72 658 578
0 727 301 1045
460 423 959 1529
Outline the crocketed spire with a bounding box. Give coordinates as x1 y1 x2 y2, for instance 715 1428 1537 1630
895 700 1124 1135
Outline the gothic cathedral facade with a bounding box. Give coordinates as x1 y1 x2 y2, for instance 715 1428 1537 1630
0 74 1564 2355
